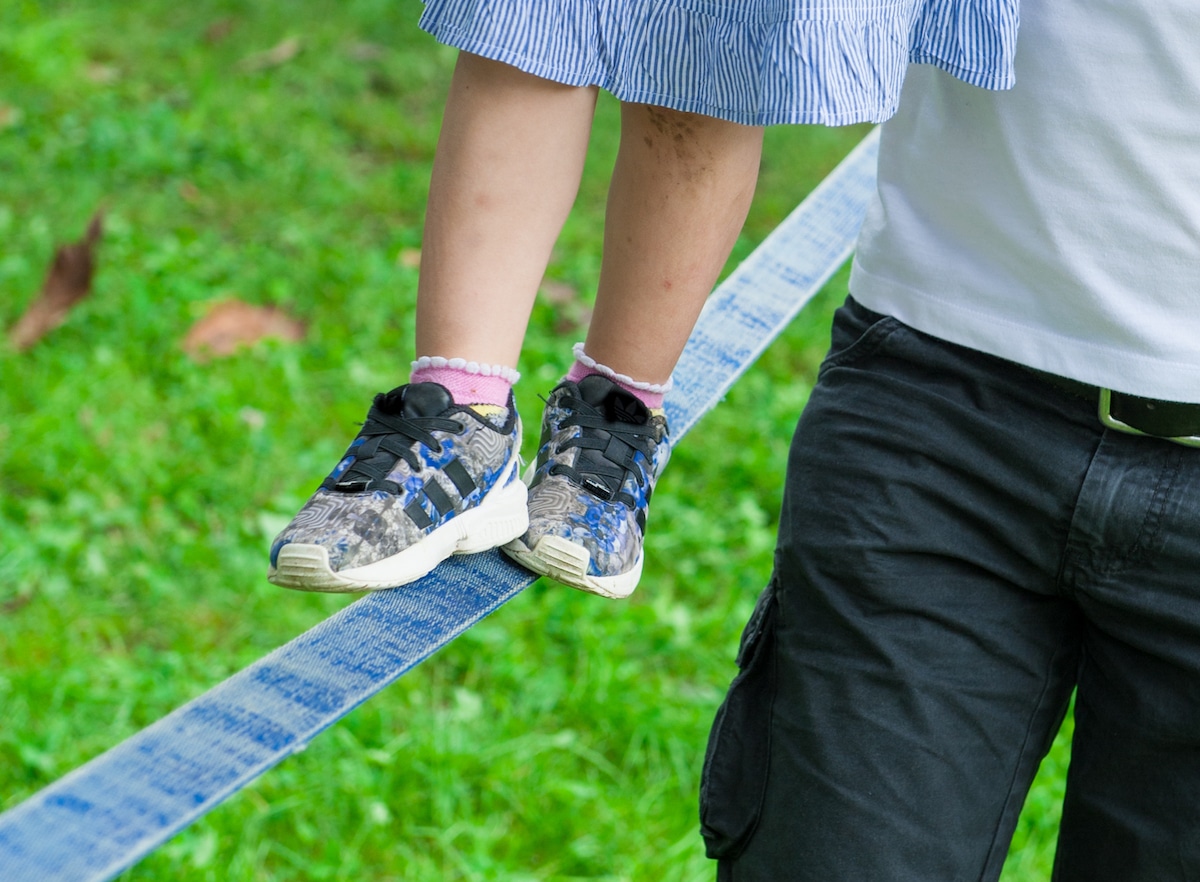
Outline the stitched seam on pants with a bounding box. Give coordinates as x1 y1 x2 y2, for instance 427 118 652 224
978 640 1077 881
1056 435 1105 595
818 316 905 377
742 623 778 862
1115 448 1181 571
1086 446 1181 577
699 585 779 861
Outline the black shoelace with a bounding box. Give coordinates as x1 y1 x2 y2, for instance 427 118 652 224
546 394 658 507
322 400 463 495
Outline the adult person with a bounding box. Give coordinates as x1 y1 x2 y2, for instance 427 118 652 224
700 0 1200 879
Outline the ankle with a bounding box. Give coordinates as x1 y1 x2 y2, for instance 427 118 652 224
565 343 670 410
411 356 519 407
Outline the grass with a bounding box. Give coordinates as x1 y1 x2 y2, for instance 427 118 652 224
0 1 1070 879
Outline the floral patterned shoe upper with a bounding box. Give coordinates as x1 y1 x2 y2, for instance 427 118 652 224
269 382 527 592
502 374 670 599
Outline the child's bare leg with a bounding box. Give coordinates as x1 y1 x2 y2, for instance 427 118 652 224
415 52 598 369
583 105 764 385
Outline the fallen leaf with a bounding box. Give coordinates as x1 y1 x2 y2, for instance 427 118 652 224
179 180 204 205
396 248 422 269
347 41 385 62
553 304 592 337
9 211 103 351
85 63 120 84
238 36 302 72
204 17 237 44
2 592 34 614
539 279 580 306
368 71 399 97
0 103 23 130
239 407 267 430
182 299 306 360
540 278 592 335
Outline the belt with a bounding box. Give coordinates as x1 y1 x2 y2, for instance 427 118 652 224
1032 371 1200 448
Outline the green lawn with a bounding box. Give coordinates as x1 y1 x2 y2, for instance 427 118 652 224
0 2 1070 879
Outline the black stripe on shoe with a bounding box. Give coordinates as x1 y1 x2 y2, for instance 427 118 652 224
402 462 475 530
422 478 456 517
404 498 434 530
442 457 476 497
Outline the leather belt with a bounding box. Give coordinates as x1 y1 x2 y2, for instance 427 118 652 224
1032 370 1200 447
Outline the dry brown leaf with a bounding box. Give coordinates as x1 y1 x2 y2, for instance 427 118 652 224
239 407 267 430
178 180 204 205
540 278 591 335
238 37 302 72
539 279 580 306
368 71 399 97
0 104 23 130
553 304 592 337
347 41 386 62
9 211 103 351
204 17 237 44
85 63 120 84
182 299 306 360
2 592 34 614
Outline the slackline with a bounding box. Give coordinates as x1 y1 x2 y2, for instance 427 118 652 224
0 128 880 882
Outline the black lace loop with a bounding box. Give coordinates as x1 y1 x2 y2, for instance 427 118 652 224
325 405 464 493
547 394 659 501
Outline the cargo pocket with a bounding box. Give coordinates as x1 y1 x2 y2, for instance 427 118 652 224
699 578 779 861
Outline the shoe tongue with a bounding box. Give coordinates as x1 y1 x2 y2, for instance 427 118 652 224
576 374 649 424
378 382 453 417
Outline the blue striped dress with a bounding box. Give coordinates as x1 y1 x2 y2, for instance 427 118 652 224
419 0 1019 126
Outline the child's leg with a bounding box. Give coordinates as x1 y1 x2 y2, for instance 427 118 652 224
271 53 598 592
582 104 765 386
416 51 599 371
503 107 764 598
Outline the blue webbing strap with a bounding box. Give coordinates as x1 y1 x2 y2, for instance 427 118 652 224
0 129 880 882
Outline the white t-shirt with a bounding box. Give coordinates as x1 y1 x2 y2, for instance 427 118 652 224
849 0 1200 402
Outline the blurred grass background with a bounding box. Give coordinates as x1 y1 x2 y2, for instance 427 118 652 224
0 1 1071 879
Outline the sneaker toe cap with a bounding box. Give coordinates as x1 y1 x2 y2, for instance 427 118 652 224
523 480 641 578
271 490 416 573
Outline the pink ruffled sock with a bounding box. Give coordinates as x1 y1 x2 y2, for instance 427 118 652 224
565 343 670 410
410 357 519 407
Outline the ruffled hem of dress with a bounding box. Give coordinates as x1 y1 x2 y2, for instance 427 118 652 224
420 1 924 126
419 0 1017 127
423 32 903 123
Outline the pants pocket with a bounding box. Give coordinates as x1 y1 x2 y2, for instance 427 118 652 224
699 579 779 861
817 296 903 379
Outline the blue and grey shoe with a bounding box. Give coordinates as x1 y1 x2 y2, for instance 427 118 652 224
269 382 527 592
502 374 670 599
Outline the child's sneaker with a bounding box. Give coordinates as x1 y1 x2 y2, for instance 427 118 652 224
269 382 527 592
502 374 670 599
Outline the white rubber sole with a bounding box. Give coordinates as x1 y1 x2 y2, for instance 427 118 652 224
269 476 529 593
502 534 642 600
